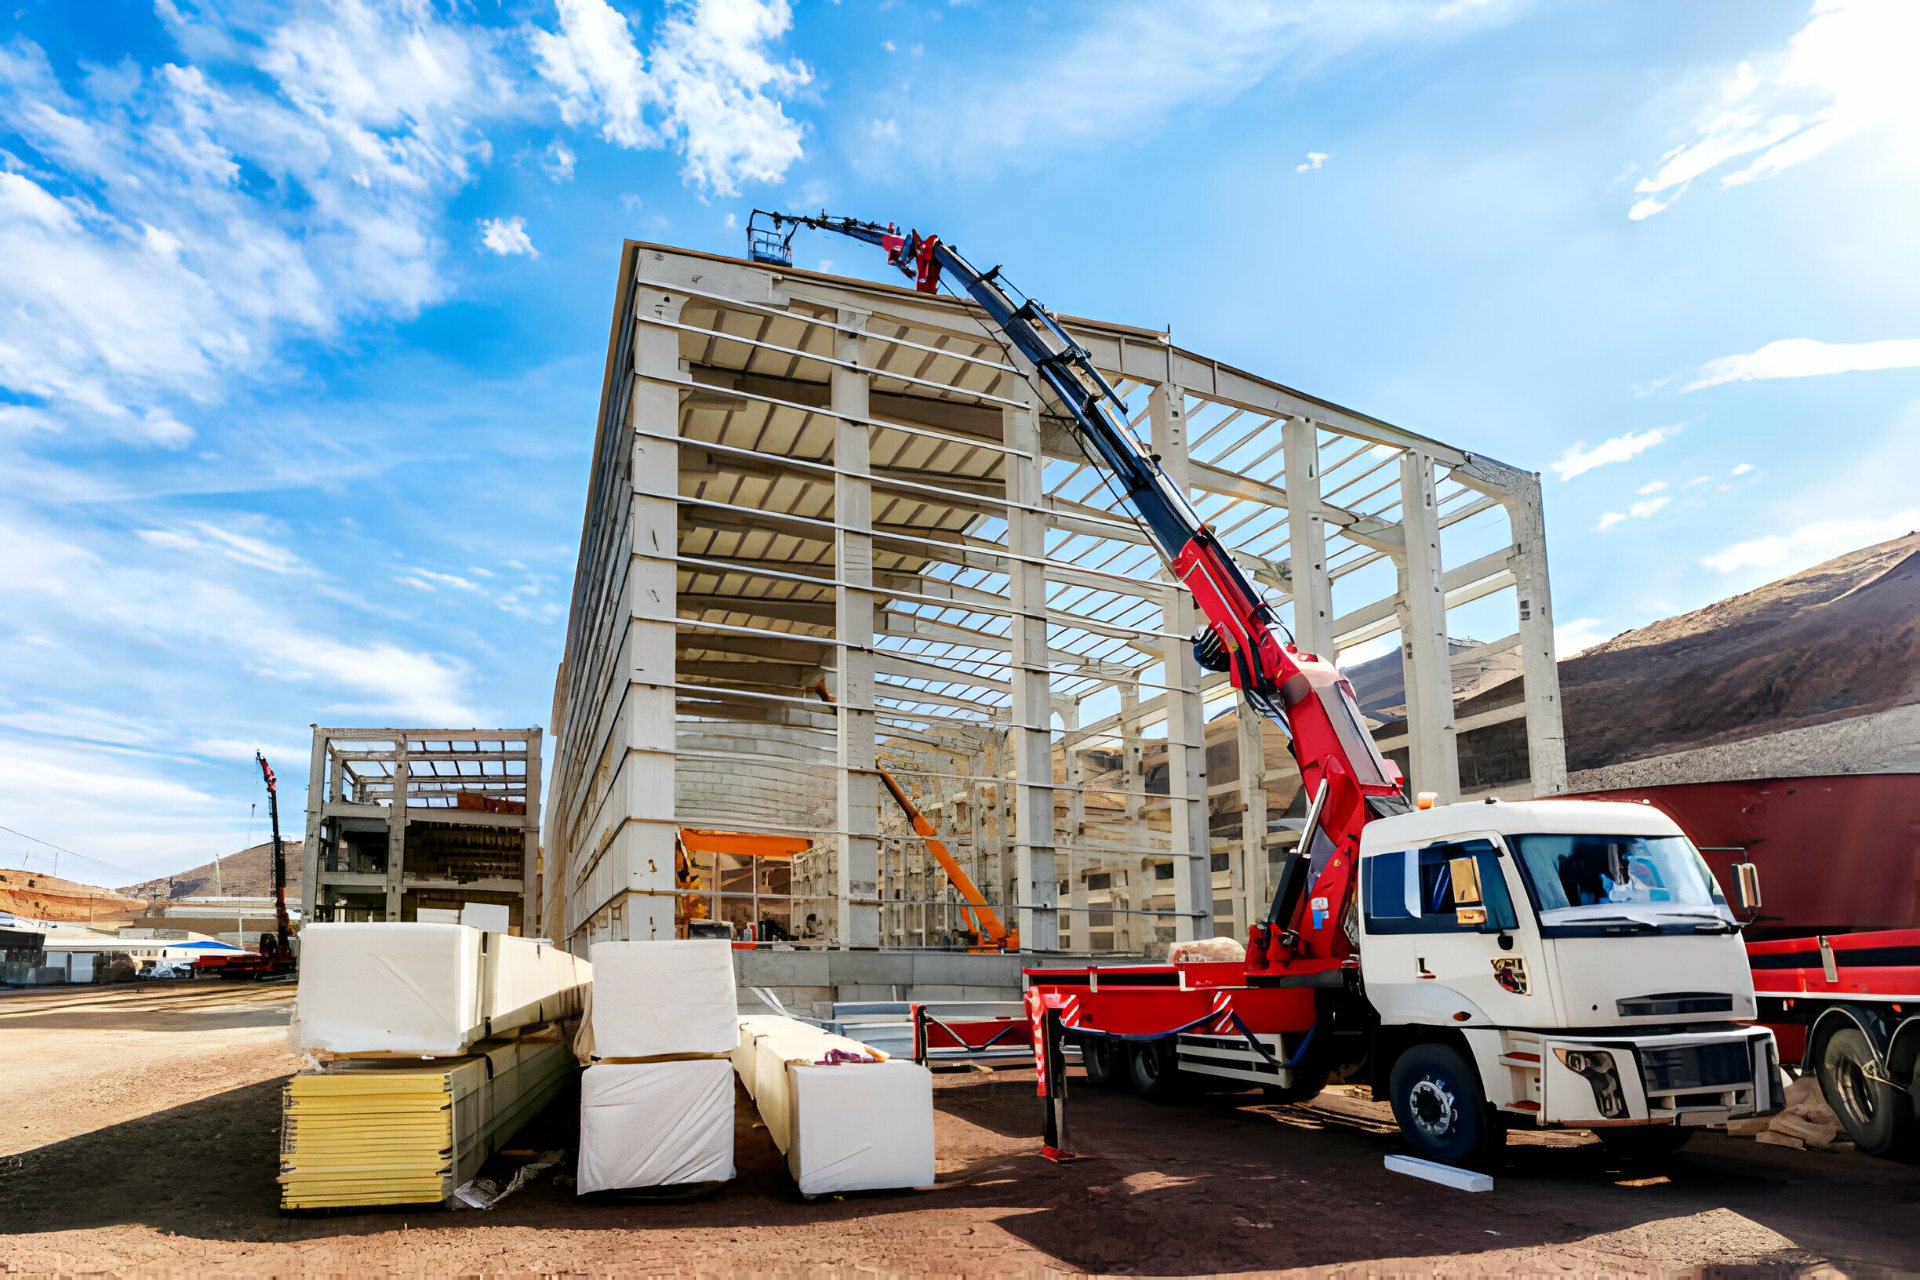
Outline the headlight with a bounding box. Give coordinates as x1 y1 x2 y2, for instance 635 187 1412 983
1555 1047 1627 1118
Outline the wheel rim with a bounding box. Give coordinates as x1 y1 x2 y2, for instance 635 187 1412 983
1838 1056 1877 1122
1408 1075 1458 1140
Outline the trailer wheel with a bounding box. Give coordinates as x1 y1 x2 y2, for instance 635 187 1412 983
1388 1042 1495 1167
1129 1038 1183 1102
1817 1026 1916 1158
1079 1036 1122 1088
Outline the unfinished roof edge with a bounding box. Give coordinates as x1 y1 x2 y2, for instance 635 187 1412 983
608 239 1534 485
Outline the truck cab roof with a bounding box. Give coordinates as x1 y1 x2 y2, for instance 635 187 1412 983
1358 797 1687 856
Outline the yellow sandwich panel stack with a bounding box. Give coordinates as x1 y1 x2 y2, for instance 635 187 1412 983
279 1032 573 1210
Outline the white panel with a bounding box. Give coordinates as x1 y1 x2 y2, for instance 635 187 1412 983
577 1060 735 1193
483 934 591 1037
588 939 738 1058
292 923 483 1056
789 1061 935 1196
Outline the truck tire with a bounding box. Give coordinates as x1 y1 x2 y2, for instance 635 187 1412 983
1129 1038 1183 1102
1818 1026 1917 1158
1596 1126 1694 1164
1079 1035 1121 1088
1388 1042 1497 1167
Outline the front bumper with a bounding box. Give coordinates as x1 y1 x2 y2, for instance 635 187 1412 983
1531 1027 1781 1127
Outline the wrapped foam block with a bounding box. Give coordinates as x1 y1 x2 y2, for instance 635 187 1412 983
789 1061 935 1196
484 935 590 1036
734 1016 792 1096
292 923 483 1055
748 1018 889 1153
588 940 738 1059
576 1060 736 1193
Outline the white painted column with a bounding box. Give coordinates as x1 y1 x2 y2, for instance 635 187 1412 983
1119 678 1143 953
616 289 687 941
1004 393 1056 951
1283 417 1334 656
1149 381 1210 941
1061 699 1087 951
522 728 542 934
834 309 881 948
1398 452 1461 803
1503 480 1569 795
1235 702 1267 938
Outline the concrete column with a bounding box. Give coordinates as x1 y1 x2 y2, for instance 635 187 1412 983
1398 452 1461 803
385 739 408 919
1283 417 1334 656
1004 393 1056 951
1235 702 1267 938
1504 481 1569 795
301 727 326 922
1061 699 1087 951
1119 677 1143 953
1149 382 1209 941
617 289 687 941
522 728 543 935
833 308 881 948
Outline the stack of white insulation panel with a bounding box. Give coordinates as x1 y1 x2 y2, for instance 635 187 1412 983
280 923 590 1210
575 940 738 1194
291 924 589 1055
735 1016 936 1197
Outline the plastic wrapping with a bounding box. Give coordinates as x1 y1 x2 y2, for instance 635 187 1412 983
588 940 738 1059
788 1060 935 1196
292 923 484 1055
576 1060 736 1192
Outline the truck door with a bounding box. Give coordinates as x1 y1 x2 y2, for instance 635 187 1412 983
1361 837 1551 1027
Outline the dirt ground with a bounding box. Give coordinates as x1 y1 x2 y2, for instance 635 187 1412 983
3 983 1918 1275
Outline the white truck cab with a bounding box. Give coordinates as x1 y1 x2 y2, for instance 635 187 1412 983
1356 798 1781 1163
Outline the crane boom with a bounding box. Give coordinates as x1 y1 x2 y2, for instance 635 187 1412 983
749 211 1409 970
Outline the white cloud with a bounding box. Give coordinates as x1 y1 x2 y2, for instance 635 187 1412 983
1548 424 1682 480
1683 474 1712 488
1730 462 1755 476
534 0 658 148
532 0 813 197
1628 0 1920 219
1635 479 1669 495
858 0 1515 180
1295 150 1330 173
1595 495 1671 531
480 215 538 257
136 519 311 575
1684 337 1920 390
1701 509 1919 574
1553 616 1613 658
543 139 577 183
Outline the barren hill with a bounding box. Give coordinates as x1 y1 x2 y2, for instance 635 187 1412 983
1459 532 1920 772
0 868 146 923
118 839 305 901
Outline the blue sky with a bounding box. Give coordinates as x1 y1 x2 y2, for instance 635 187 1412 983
2 0 1916 882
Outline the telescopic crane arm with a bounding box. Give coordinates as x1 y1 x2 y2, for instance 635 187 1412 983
256 751 292 958
750 211 1409 969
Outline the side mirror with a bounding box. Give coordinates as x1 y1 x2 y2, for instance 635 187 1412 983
1450 855 1487 927
1731 862 1762 914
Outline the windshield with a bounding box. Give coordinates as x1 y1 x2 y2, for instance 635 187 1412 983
1508 833 1727 917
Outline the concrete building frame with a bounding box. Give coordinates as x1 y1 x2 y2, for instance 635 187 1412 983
302 726 543 931
545 242 1565 955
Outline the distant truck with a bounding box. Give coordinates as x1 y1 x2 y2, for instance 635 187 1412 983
1031 799 1782 1165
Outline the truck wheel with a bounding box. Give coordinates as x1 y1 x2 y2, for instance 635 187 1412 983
1079 1036 1121 1088
1596 1126 1694 1164
1129 1039 1183 1102
1818 1026 1916 1157
1388 1042 1496 1167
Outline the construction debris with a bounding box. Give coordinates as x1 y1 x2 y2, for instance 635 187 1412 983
1726 1074 1853 1153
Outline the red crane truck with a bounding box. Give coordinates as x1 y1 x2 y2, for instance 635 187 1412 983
749 212 1782 1165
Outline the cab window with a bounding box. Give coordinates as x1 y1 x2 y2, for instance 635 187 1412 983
1364 838 1515 934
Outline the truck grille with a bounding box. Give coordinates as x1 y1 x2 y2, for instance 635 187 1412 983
1639 1042 1751 1093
